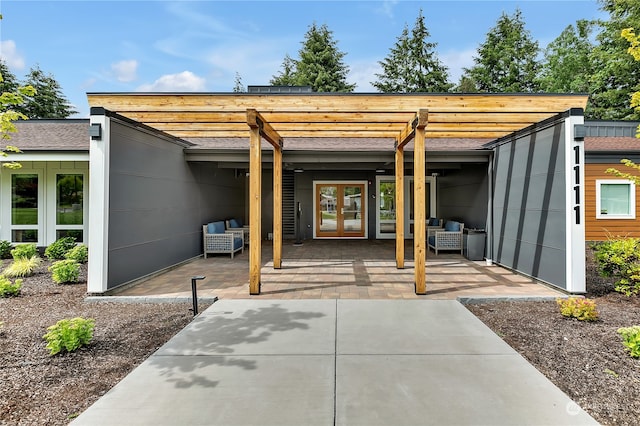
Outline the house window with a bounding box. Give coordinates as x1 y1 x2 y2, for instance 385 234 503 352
11 174 39 242
596 179 636 219
55 174 84 241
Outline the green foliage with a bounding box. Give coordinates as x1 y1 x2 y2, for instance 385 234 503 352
42 317 95 356
10 243 37 260
18 65 77 119
605 159 640 184
463 8 541 92
0 275 22 297
617 325 640 358
3 255 41 278
595 237 640 295
65 244 88 263
373 9 453 93
271 22 355 92
49 259 80 284
44 237 76 260
557 297 600 321
539 20 597 93
0 240 12 259
587 0 640 120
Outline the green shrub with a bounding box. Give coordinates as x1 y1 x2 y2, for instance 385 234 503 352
595 237 640 296
0 240 12 259
49 259 79 284
617 326 640 358
44 237 76 260
65 244 88 263
557 297 599 321
3 256 41 278
43 317 95 356
10 244 37 260
0 275 23 297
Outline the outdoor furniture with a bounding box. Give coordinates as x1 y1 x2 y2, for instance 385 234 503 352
428 221 464 255
203 221 244 258
226 218 250 245
427 217 443 234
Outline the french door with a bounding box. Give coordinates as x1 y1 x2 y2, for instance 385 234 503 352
315 182 366 238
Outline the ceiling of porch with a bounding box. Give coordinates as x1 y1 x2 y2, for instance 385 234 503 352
86 92 589 141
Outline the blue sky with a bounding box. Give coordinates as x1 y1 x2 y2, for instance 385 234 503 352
1 0 604 117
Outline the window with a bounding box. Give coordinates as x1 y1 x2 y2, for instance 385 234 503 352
596 179 636 219
55 174 84 241
11 174 39 242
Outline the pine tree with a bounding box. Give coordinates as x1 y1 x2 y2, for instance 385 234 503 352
373 10 452 93
539 20 596 94
233 72 245 93
463 9 541 92
19 65 76 118
270 23 355 92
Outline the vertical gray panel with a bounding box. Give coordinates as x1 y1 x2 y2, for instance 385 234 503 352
107 122 244 289
491 122 567 289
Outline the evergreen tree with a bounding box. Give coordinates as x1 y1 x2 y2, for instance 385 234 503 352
539 20 596 93
588 0 640 119
232 72 245 93
19 65 76 118
373 10 452 93
270 54 298 86
463 9 541 92
270 23 355 92
0 61 20 97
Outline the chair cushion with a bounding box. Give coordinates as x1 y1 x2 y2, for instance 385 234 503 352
229 218 239 228
207 221 226 234
233 236 243 250
444 221 460 232
428 217 440 226
428 235 435 246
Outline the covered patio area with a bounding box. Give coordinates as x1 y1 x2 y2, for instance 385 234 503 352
113 240 565 300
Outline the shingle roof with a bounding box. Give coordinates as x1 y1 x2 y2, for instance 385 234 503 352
8 120 89 151
584 136 640 152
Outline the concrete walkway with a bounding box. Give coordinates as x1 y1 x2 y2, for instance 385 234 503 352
72 299 597 425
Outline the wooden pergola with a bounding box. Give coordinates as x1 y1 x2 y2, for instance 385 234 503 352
87 93 589 294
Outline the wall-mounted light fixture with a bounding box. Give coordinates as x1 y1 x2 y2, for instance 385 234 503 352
294 168 304 173
375 169 385 173
89 123 102 140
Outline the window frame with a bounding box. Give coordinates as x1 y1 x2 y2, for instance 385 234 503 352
596 179 636 220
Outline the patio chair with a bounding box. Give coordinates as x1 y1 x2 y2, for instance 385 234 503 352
427 217 443 234
428 221 464 255
226 218 250 246
203 221 244 258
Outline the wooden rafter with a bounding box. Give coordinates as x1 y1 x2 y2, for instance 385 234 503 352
247 109 282 148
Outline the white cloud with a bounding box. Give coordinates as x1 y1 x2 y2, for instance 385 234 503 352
440 48 476 83
137 71 206 92
111 60 138 82
0 40 26 70
349 61 381 93
376 0 399 20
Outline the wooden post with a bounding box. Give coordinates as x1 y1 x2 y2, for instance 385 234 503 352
249 126 262 294
273 144 283 269
395 146 405 269
414 121 427 295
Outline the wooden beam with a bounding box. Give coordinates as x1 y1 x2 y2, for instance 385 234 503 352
247 109 282 149
414 113 427 295
395 146 405 269
249 126 262 295
397 109 429 149
273 144 282 269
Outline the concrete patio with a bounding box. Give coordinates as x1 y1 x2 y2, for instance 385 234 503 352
111 240 566 301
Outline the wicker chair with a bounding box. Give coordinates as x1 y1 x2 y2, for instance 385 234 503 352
428 221 464 255
226 218 249 246
203 221 244 258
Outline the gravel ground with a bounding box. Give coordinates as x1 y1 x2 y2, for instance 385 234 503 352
1 249 639 425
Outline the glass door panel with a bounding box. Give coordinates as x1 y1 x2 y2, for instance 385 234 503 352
377 180 396 237
316 183 365 238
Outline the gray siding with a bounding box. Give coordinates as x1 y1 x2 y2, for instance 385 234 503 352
437 164 488 229
492 122 567 288
107 122 243 289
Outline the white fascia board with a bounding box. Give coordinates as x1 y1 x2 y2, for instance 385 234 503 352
87 116 110 294
565 114 586 293
3 152 89 162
